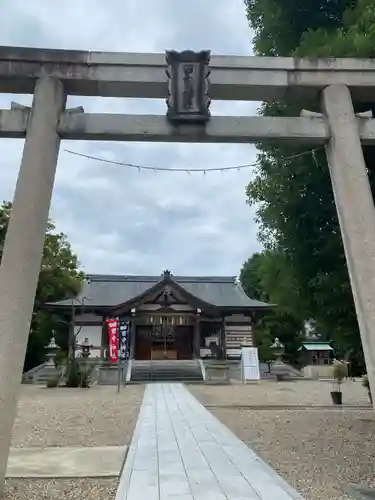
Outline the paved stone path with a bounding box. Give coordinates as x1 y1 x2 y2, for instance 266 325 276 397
116 383 305 500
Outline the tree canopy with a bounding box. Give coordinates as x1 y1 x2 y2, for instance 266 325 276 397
243 0 375 374
0 201 84 371
246 0 357 56
240 251 305 365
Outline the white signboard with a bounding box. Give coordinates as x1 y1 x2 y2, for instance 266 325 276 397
241 347 260 382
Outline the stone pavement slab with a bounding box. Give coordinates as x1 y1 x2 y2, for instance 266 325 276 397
6 445 127 478
116 383 305 500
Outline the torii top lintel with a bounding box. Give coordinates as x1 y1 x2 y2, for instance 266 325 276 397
0 45 374 102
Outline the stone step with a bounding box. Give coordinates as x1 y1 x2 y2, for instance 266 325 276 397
131 360 203 382
24 361 100 385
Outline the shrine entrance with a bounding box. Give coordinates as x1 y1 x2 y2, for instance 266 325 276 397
2 45 375 490
135 315 194 361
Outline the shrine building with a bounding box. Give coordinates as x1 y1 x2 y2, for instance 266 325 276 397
50 270 270 361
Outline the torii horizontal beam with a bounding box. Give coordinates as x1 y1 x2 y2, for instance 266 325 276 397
58 114 328 144
2 108 375 145
1 45 375 101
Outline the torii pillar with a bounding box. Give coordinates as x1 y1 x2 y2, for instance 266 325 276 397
0 76 65 493
323 84 375 410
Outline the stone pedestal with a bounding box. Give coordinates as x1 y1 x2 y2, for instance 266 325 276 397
271 361 291 381
42 365 62 383
98 365 120 385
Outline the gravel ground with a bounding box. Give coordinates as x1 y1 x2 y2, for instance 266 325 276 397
3 385 144 499
190 381 375 500
6 382 374 499
190 379 370 407
3 478 118 500
212 407 375 500
11 384 145 448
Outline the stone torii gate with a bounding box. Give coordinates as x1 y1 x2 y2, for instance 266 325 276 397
1 46 375 492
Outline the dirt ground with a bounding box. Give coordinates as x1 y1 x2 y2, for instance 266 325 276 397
190 380 375 500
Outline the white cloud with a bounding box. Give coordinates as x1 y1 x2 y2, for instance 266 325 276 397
0 0 261 277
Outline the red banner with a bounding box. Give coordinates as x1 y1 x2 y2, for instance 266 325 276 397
106 318 119 364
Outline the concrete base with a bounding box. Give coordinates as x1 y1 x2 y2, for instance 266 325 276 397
204 361 230 384
226 360 242 380
345 485 375 499
302 364 333 379
98 366 120 385
6 446 127 478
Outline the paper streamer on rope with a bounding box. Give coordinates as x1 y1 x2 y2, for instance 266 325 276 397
64 147 324 175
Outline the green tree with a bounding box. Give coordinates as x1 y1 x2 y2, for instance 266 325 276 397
240 252 267 302
240 251 305 365
0 201 84 371
252 327 274 368
244 0 375 375
246 0 357 56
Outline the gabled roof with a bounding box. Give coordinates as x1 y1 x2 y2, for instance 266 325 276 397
50 272 271 310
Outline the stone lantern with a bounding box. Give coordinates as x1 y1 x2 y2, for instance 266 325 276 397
45 333 59 366
43 333 60 384
270 338 288 381
80 337 92 359
270 338 285 363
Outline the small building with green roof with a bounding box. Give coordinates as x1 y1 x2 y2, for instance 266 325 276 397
299 341 334 379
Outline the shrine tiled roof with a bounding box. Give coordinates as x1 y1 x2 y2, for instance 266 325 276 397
51 273 271 310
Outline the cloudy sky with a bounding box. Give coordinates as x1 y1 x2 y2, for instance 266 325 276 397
0 0 261 277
